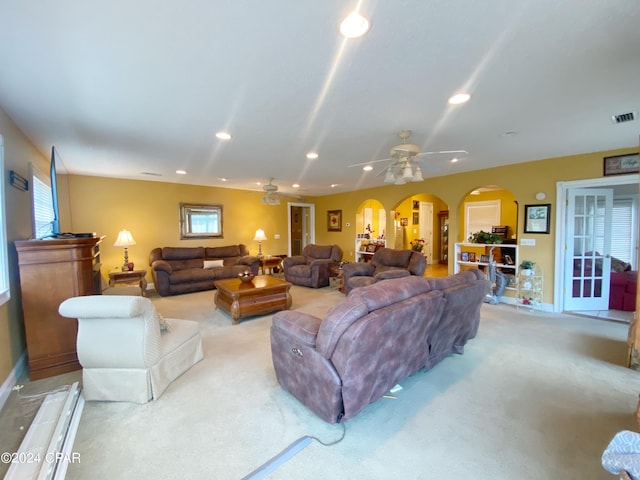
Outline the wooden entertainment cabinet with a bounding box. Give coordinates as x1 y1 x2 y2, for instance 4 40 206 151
15 236 104 380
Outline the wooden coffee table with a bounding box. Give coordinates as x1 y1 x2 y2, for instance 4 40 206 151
214 275 292 324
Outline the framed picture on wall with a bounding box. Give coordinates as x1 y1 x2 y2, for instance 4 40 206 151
603 153 639 176
412 212 419 225
400 217 408 226
524 204 551 234
327 210 342 232
412 200 420 210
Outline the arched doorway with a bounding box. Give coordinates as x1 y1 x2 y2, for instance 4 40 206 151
393 193 449 275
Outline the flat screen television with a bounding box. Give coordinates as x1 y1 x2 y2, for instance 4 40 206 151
50 146 61 237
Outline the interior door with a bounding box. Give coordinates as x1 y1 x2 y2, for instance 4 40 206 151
290 206 304 255
563 188 613 310
419 202 433 264
288 203 315 256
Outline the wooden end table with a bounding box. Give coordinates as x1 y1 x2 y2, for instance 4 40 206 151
214 275 292 324
259 256 283 275
108 269 148 296
329 265 345 293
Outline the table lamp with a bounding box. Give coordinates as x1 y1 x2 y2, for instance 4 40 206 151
114 229 136 271
253 228 267 257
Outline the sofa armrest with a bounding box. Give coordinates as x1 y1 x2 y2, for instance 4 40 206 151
238 255 259 266
374 269 410 281
343 262 374 277
151 260 172 274
283 255 306 268
272 310 321 347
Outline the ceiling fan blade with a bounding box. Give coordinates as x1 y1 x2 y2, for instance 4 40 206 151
415 150 468 157
347 157 393 168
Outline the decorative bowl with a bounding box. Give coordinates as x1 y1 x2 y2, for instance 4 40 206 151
238 272 255 283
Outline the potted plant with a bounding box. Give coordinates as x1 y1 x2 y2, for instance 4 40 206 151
467 230 503 244
410 238 425 252
519 260 535 276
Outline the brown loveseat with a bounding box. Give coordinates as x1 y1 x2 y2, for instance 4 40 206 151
149 245 259 296
270 269 488 423
343 247 427 295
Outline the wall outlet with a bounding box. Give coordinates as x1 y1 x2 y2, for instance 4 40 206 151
345 222 351 227
274 234 280 239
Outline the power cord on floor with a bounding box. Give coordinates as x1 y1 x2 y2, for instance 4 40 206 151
241 422 347 479
309 421 346 446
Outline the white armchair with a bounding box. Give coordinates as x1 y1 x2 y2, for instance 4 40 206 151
58 295 203 403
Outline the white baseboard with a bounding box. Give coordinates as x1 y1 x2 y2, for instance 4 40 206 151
0 351 27 412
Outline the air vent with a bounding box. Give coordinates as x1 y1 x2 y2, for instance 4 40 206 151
141 171 163 176
611 111 637 124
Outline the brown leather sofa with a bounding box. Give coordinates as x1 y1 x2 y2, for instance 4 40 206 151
282 244 343 288
270 269 488 423
342 247 427 295
149 245 259 296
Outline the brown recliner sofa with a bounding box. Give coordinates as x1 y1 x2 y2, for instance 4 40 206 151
270 269 488 423
149 245 259 296
282 244 343 288
342 247 427 295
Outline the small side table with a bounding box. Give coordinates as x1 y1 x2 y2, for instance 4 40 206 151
108 269 148 296
329 265 344 293
259 256 282 275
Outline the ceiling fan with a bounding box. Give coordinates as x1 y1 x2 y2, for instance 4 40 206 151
261 178 304 205
348 130 467 184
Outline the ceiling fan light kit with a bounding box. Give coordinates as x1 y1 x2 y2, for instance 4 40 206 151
349 129 465 185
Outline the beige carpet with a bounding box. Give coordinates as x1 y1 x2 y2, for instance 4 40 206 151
3 285 639 479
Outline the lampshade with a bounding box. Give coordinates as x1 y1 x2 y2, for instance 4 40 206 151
401 162 414 180
384 167 395 184
114 229 136 247
253 229 267 242
383 161 425 184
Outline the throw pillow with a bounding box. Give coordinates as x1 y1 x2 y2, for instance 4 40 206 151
204 259 224 269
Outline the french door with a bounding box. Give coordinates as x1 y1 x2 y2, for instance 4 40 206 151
563 188 613 310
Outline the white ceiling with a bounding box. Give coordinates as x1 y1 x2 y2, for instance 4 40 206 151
0 0 639 197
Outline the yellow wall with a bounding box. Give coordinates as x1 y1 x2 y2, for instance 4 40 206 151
59 176 297 279
0 107 50 381
313 147 638 305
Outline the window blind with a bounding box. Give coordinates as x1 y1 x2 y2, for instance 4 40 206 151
611 197 637 266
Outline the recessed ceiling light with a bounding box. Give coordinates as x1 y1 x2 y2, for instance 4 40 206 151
215 131 232 140
220 178 228 182
448 93 471 105
450 158 459 163
292 183 300 188
340 11 370 38
306 152 319 160
363 165 373 171
176 170 187 175
331 184 338 188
